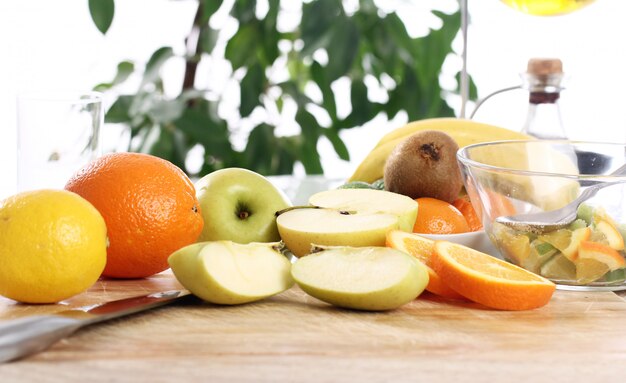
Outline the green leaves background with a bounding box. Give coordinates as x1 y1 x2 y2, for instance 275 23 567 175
89 0 475 177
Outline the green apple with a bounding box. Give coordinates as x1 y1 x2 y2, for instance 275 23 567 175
276 188 418 257
195 168 291 243
168 241 293 305
291 246 429 311
308 189 418 232
276 208 398 257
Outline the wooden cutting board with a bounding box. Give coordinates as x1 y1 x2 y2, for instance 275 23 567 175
1 272 626 382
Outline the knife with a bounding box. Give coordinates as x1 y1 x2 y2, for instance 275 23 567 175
0 289 190 363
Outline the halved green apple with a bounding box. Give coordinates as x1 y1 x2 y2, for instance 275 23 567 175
277 189 418 257
277 208 398 258
308 189 418 232
168 241 293 305
291 246 429 311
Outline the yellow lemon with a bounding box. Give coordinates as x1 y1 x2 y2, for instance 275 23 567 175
0 190 107 303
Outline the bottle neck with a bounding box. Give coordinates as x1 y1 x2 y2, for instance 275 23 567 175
529 91 560 104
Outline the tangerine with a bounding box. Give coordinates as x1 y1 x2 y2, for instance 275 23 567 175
65 152 203 278
413 197 470 234
452 196 483 232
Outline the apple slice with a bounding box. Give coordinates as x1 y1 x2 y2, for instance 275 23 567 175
168 241 293 305
308 189 418 232
276 208 398 257
291 246 429 311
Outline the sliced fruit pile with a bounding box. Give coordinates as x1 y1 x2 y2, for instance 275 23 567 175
387 230 556 310
492 204 626 285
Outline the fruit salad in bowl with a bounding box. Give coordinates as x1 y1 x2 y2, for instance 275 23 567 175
458 140 626 290
491 204 626 288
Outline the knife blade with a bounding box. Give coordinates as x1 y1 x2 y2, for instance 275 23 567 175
0 289 190 363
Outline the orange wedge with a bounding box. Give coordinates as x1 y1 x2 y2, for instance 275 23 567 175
431 241 556 310
386 230 465 300
595 220 625 251
577 241 626 271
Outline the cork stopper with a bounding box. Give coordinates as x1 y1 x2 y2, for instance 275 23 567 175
527 58 563 76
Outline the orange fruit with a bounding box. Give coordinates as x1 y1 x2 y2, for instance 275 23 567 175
413 197 470 234
430 241 556 310
452 196 483 232
65 153 203 278
386 230 464 299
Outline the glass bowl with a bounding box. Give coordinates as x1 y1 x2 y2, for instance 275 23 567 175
457 140 626 291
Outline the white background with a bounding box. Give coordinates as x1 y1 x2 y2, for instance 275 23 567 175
1 0 625 200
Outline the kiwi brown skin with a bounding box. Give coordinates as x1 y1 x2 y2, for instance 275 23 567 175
383 130 463 203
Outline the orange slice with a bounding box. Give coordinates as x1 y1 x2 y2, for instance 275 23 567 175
577 241 626 271
386 230 465 300
430 241 556 310
595 220 625 251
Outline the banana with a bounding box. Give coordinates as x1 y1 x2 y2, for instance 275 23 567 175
348 118 532 183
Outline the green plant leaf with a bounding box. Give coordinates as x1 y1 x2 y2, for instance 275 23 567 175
201 0 223 24
323 128 349 161
225 23 258 69
259 0 280 66
104 95 133 123
240 63 265 117
279 81 312 108
299 142 323 174
295 109 320 142
147 98 186 124
347 79 372 127
141 47 174 87
300 0 343 57
174 104 233 159
88 0 115 34
139 124 174 160
232 0 257 25
199 27 219 54
455 71 479 101
94 61 134 91
244 123 274 174
325 19 359 81
310 61 336 120
295 109 323 174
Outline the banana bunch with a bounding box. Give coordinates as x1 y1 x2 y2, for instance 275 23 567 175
348 118 532 183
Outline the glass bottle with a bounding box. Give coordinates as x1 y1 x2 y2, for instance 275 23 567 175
520 58 567 140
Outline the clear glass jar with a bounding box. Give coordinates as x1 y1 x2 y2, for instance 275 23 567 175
520 58 567 139
471 57 568 140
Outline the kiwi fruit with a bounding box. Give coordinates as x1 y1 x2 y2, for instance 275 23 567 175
383 130 463 203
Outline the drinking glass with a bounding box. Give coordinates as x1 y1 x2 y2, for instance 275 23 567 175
16 92 102 191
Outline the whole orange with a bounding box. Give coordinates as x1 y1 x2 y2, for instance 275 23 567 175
413 197 470 234
65 152 203 278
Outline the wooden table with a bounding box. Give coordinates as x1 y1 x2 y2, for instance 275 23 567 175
1 272 626 382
